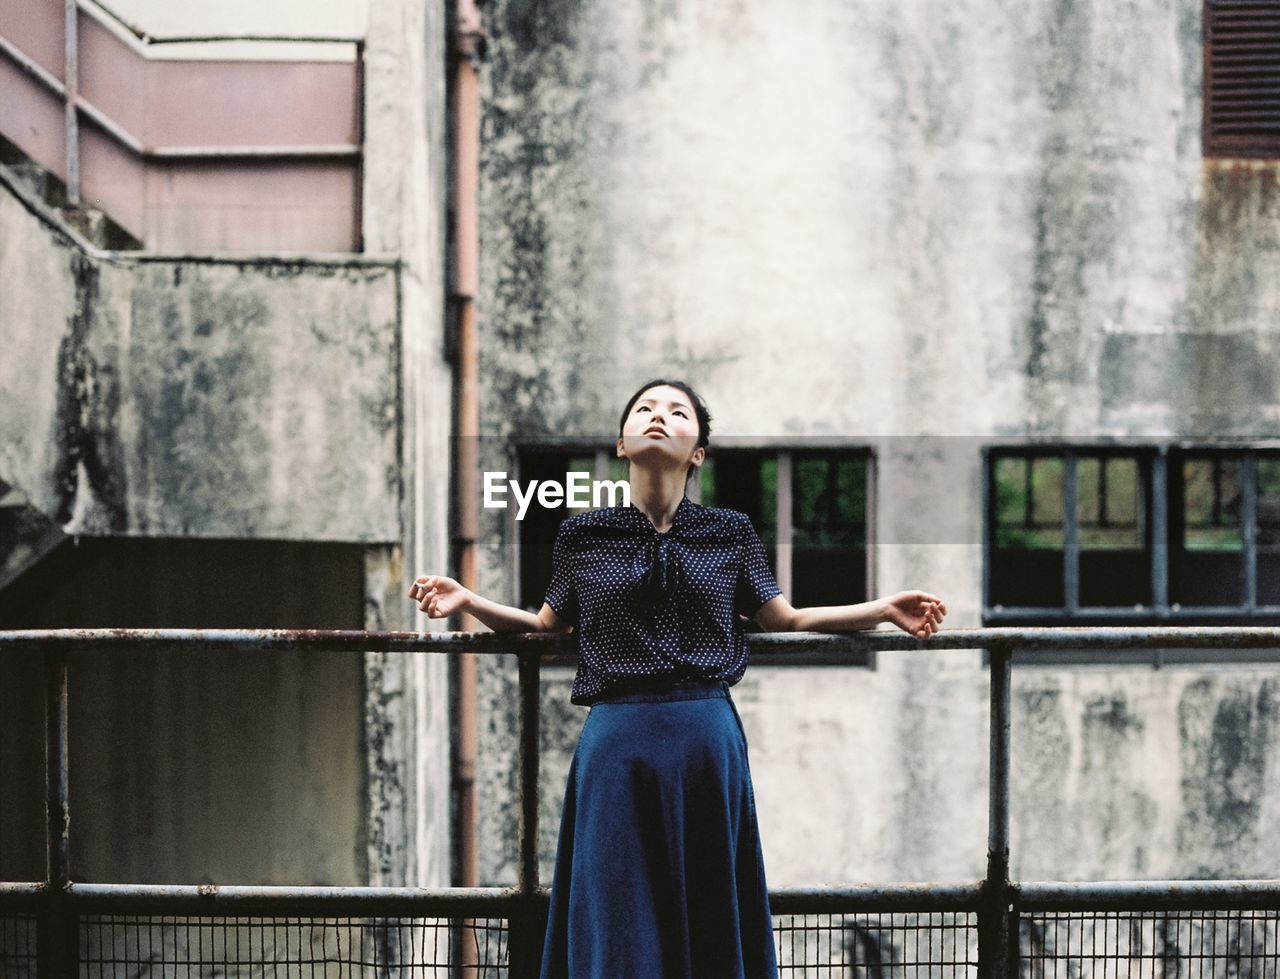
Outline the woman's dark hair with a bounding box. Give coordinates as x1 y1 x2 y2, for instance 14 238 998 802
617 378 712 482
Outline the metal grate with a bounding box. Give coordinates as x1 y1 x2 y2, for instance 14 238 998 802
774 912 980 979
1205 0 1280 158
0 916 36 979
1020 909 1280 979
1 915 510 978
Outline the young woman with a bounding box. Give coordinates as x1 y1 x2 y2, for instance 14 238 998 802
409 379 947 979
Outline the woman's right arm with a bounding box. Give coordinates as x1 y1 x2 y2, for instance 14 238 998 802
408 575 569 633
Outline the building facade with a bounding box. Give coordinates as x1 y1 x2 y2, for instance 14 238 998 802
3 0 1279 899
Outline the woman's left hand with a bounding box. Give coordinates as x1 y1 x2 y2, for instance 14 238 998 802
882 591 947 639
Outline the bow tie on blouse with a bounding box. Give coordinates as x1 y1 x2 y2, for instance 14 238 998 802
622 500 695 625
628 534 684 625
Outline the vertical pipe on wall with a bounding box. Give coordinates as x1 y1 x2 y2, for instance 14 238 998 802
63 0 80 206
450 0 484 908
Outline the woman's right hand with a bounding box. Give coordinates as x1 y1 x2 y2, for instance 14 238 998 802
408 575 473 619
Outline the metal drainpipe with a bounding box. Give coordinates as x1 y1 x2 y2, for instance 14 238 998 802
451 0 484 902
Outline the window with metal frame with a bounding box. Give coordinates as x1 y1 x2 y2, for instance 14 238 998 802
984 444 1280 664
1203 0 1280 159
513 447 621 612
515 446 871 614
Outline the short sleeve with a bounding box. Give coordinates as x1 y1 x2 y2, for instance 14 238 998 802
735 515 782 619
543 520 579 626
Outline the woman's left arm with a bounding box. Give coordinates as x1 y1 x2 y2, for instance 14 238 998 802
753 591 947 639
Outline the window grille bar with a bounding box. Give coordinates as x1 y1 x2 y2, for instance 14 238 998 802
1244 455 1258 612
1153 449 1170 614
1064 453 1079 614
777 450 794 599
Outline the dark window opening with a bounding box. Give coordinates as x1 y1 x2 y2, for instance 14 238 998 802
700 452 777 553
991 454 1067 608
986 444 1280 663
518 446 871 612
790 454 868 608
1170 453 1245 607
1078 455 1150 609
517 449 599 611
1259 457 1280 605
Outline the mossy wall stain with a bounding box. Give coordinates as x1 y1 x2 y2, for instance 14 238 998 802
1078 691 1155 874
1101 166 1280 433
471 0 1280 885
1012 682 1071 877
53 252 127 531
1177 678 1278 877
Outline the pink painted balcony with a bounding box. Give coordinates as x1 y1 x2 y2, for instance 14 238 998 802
0 0 362 253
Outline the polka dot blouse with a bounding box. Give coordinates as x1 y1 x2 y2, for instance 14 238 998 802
543 494 783 705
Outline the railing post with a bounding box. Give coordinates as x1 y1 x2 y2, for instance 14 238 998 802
507 649 543 979
38 646 77 979
980 643 1013 979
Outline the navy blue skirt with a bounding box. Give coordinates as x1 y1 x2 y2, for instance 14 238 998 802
539 680 779 979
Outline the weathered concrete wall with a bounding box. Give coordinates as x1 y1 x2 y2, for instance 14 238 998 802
2 0 452 892
0 172 401 543
363 0 452 887
0 0 456 879
0 175 391 882
472 0 1280 885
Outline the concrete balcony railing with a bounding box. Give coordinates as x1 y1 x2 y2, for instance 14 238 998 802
0 0 362 253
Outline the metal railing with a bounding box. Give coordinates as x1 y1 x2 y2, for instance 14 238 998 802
2 626 1280 978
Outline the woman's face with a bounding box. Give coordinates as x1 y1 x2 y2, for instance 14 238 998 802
617 384 705 474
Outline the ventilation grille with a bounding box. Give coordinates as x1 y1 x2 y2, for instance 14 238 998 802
1205 0 1280 157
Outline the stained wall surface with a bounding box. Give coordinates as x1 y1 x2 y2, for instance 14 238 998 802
471 0 1280 885
0 0 452 886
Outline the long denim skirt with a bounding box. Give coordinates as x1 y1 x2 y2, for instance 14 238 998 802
539 679 779 979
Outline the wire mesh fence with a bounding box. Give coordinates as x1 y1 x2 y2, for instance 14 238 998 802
0 916 35 979
1019 909 1280 979
4 906 1280 978
774 912 980 979
1 914 511 978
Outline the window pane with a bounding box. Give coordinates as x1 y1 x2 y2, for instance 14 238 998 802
1078 456 1150 607
1170 455 1244 607
708 452 776 554
608 456 628 484
792 458 866 551
791 456 867 607
694 456 714 503
1182 456 1242 551
760 457 778 551
1077 457 1141 550
518 452 597 610
1258 456 1280 606
993 456 1064 550
990 454 1064 608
